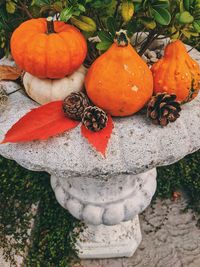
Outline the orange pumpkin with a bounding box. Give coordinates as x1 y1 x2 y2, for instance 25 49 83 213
85 30 153 117
11 17 87 79
151 40 200 102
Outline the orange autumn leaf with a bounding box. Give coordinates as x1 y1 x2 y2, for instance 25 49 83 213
0 65 22 81
1 101 79 144
81 115 114 157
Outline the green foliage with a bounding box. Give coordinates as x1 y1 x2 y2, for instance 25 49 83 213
156 151 200 211
0 0 199 57
26 189 82 267
60 1 86 22
0 156 82 267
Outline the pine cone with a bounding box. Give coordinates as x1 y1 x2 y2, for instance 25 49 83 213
83 41 100 68
82 106 108 132
147 93 181 126
63 92 90 121
0 84 8 109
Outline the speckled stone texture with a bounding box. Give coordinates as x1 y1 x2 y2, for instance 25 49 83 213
80 197 200 267
51 168 157 226
76 216 142 259
0 44 200 259
0 45 200 177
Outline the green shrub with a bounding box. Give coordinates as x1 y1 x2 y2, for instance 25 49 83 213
0 0 199 57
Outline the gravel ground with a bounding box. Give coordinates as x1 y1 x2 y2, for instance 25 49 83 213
80 196 200 267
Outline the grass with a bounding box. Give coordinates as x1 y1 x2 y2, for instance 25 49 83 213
0 150 200 266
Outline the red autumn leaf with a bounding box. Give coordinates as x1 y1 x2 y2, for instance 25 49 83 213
81 115 114 157
1 101 79 144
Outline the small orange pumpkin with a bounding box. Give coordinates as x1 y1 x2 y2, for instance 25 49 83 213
85 30 153 117
151 40 200 102
11 17 87 79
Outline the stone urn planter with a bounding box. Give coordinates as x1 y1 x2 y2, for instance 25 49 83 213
0 42 200 259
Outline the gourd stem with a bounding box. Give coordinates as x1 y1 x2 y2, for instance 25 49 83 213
46 17 55 34
114 30 129 47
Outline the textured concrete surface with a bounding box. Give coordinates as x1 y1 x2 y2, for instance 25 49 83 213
0 45 200 179
1 197 200 267
0 250 23 267
76 216 142 259
51 169 156 225
79 196 200 267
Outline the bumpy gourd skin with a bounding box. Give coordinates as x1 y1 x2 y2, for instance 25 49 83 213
151 40 200 102
11 19 87 79
85 42 153 117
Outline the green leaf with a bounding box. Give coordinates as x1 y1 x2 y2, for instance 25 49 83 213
96 41 112 51
6 1 16 14
195 1 200 11
31 0 50 6
143 0 148 9
152 0 170 9
60 7 74 22
73 10 81 16
183 0 190 11
181 29 199 37
193 8 200 19
178 11 194 24
134 2 142 12
90 0 112 8
97 31 113 42
107 17 117 36
193 20 200 32
179 0 185 12
126 20 138 35
150 7 171 25
78 4 86 12
140 17 156 29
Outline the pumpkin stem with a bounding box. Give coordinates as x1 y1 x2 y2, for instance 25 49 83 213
46 17 55 34
114 30 129 47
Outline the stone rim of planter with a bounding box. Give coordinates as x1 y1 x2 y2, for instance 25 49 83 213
0 44 200 179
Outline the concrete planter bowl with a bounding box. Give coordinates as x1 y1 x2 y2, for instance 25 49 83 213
0 38 200 259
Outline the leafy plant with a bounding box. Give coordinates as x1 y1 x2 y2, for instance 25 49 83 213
0 155 82 267
0 0 199 58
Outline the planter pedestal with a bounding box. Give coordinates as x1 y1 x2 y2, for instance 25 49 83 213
76 217 141 259
0 45 200 259
51 168 157 258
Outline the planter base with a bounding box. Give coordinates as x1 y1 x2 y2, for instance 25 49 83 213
51 169 157 226
76 216 142 259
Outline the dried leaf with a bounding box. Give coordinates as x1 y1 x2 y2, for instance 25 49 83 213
81 115 114 157
172 191 181 201
0 65 22 81
1 101 79 144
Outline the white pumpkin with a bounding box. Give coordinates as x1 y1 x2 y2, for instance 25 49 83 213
23 65 86 105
